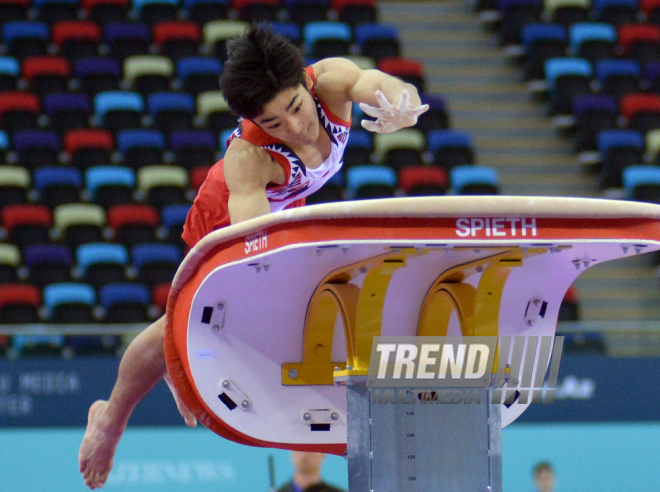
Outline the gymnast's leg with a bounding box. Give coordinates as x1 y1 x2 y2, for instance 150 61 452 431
78 315 196 489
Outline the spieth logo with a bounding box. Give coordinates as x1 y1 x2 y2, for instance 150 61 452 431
455 218 537 237
244 230 267 254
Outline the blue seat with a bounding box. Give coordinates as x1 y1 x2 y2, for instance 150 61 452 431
592 0 638 25
598 129 645 187
219 128 235 152
170 129 215 151
103 22 150 45
133 0 179 13
544 57 592 92
176 57 222 79
43 92 92 116
354 23 398 44
147 92 195 116
268 22 302 44
346 129 373 150
0 56 20 77
622 165 660 196
571 94 618 117
99 282 150 309
23 244 73 269
595 58 640 81
427 130 473 152
76 243 128 273
161 203 191 228
593 0 637 12
303 21 352 46
2 21 49 46
85 166 136 195
346 165 397 198
597 129 644 155
74 57 121 78
521 22 567 49
0 130 9 152
12 129 60 153
450 165 499 194
94 91 144 118
569 22 617 53
43 282 96 310
116 129 165 152
33 166 83 191
132 243 181 267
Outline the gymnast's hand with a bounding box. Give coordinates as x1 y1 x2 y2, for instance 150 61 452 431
359 89 429 133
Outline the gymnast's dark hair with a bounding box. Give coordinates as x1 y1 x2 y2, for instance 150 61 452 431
219 23 307 120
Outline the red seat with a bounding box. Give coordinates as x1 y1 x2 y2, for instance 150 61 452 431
0 284 41 309
398 166 448 195
377 57 425 93
22 56 71 80
1 204 52 232
64 128 114 154
153 21 201 45
152 282 170 309
618 23 660 51
332 0 374 10
52 20 102 45
620 93 660 119
190 165 210 190
108 203 160 229
0 92 40 125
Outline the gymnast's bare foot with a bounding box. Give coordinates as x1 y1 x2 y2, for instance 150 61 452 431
79 400 126 489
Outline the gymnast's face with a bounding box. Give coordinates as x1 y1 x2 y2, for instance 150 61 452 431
253 72 320 146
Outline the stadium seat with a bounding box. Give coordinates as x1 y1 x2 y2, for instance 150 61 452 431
374 129 426 171
99 282 151 322
521 23 568 80
76 242 128 287
12 130 61 170
94 91 144 132
151 282 170 310
33 166 83 208
346 165 397 199
2 21 49 60
52 20 102 60
190 165 211 190
0 243 20 284
622 164 660 202
268 22 302 45
498 0 543 46
33 0 79 25
74 57 121 95
185 0 229 24
22 55 72 95
334 0 377 26
108 203 160 245
416 94 449 132
303 22 352 58
134 0 180 26
151 21 199 60
285 0 331 25
0 56 20 91
147 92 194 133
197 90 237 132
0 0 29 23
161 203 191 245
0 283 41 324
116 128 165 168
618 23 660 65
355 23 400 62
131 242 182 286
103 22 150 60
572 94 619 151
343 128 373 169
0 165 30 210
123 55 174 95
83 0 130 24
137 165 189 208
43 282 96 323
234 0 280 22
23 243 74 287
43 92 93 133
64 128 114 169
170 129 217 169
86 165 136 208
427 129 474 169
569 22 617 63
377 57 425 93
645 128 660 163
621 93 660 133
544 57 593 115
202 20 249 62
176 57 222 96
1 204 52 248
398 165 448 196
450 165 500 194
53 203 107 247
544 0 591 27
593 0 637 26
597 129 645 188
0 92 40 132
594 58 641 100
641 0 660 23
